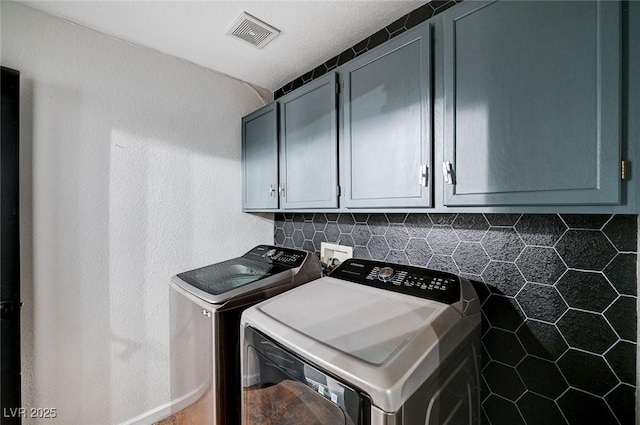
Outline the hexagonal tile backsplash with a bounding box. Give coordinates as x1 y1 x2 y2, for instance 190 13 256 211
274 213 638 425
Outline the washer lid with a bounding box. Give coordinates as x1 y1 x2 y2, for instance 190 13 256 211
244 276 470 413
173 245 308 304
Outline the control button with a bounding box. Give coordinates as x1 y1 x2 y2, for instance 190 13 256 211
378 267 394 282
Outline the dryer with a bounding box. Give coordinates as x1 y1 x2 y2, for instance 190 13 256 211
240 258 481 425
169 245 321 425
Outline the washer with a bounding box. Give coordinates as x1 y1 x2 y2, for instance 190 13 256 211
169 245 321 425
241 258 481 425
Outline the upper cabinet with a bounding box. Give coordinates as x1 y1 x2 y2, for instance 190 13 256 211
242 102 279 211
339 25 432 208
442 0 621 206
279 73 339 209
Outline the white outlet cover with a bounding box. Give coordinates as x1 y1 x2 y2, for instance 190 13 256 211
320 242 353 265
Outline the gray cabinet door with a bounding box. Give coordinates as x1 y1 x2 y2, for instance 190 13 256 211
443 0 621 206
242 103 278 210
340 25 432 208
280 73 339 209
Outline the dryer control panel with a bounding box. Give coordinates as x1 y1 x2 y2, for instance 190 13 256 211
330 259 461 304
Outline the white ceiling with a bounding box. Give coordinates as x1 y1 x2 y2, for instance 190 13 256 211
21 1 428 92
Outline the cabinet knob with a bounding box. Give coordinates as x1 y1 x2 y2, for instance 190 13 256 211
269 185 276 197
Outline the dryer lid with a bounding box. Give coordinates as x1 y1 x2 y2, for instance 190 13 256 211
258 277 445 365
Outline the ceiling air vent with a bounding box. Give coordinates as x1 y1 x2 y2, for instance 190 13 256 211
227 12 280 49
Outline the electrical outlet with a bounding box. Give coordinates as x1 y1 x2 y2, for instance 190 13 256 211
320 242 353 266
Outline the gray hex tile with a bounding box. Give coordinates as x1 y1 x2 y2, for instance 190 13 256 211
452 213 489 241
368 235 390 260
516 246 566 284
556 270 617 313
516 319 568 361
427 226 459 255
428 213 457 225
353 246 371 260
427 255 460 275
483 295 526 332
352 223 372 246
604 296 637 341
603 253 637 296
517 393 566 425
283 237 294 248
603 215 638 252
302 240 315 253
517 356 568 399
302 221 315 240
557 310 618 354
324 222 340 242
558 388 619 425
405 214 432 238
482 261 526 297
385 224 410 250
292 214 304 229
605 384 636 425
313 213 327 231
482 328 526 366
605 341 637 385
275 214 286 229
558 349 618 396
405 238 433 266
292 229 304 247
385 213 407 224
516 283 568 322
283 221 295 237
325 213 339 222
482 395 525 425
312 231 327 253
515 214 567 246
337 213 355 233
555 230 616 271
483 213 522 227
367 214 389 235
352 213 369 223
561 214 611 229
483 362 525 401
338 234 355 248
302 213 314 221
453 242 489 274
385 250 410 265
481 227 525 261
274 228 286 245
283 212 294 220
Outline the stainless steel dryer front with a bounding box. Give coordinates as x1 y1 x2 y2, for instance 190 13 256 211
241 258 481 425
168 245 321 425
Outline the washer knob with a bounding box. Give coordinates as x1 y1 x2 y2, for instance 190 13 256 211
378 267 394 282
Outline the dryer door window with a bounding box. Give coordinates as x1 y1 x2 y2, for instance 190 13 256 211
243 327 368 425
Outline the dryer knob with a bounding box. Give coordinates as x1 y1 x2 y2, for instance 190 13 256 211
378 267 394 282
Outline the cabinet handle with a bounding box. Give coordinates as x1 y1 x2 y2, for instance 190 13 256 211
269 185 276 197
279 185 285 198
418 165 428 187
443 161 455 185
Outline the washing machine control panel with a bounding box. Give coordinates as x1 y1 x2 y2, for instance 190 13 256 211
244 245 307 268
330 259 461 304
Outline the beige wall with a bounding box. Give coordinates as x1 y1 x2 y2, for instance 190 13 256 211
1 2 273 424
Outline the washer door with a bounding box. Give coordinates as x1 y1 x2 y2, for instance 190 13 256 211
243 327 369 425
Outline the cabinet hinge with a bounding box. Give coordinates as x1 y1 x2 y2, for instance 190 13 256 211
443 161 455 185
621 160 628 181
336 82 340 94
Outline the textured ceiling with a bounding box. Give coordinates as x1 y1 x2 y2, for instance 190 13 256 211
20 1 428 92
